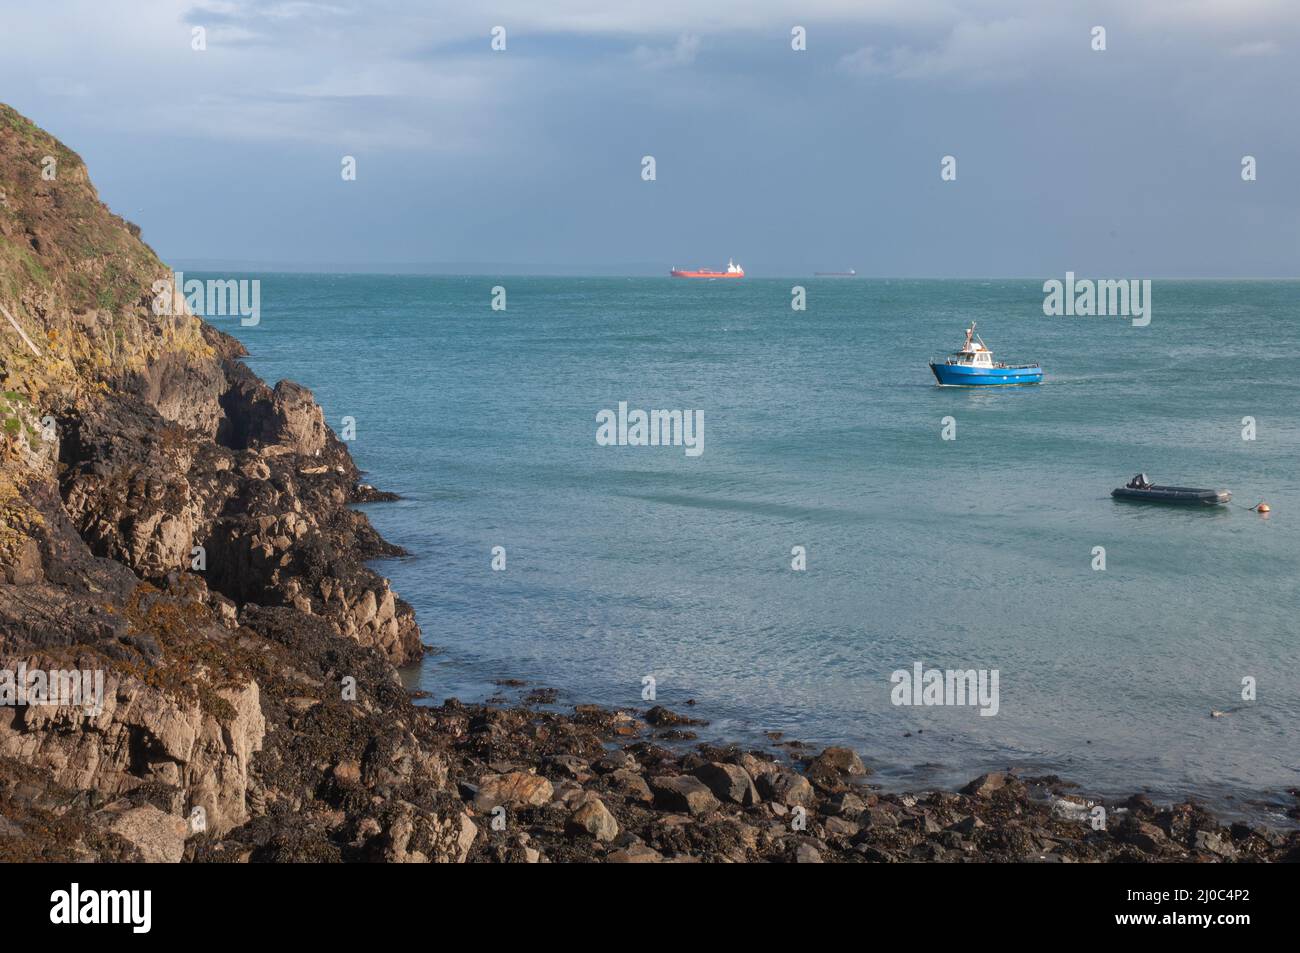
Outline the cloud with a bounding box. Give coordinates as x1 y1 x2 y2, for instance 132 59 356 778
2 0 1299 155
3 0 1297 272
631 34 702 69
840 16 1060 83
1227 40 1280 56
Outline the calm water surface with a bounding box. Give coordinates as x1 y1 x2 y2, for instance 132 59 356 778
220 275 1300 823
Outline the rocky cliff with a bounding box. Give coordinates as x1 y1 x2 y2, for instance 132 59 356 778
0 103 440 859
1 104 1295 864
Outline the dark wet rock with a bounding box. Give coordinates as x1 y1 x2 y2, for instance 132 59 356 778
551 780 590 810
656 729 698 741
855 844 898 862
1119 816 1168 853
691 762 759 806
825 791 867 818
794 842 823 863
1125 793 1156 816
903 812 943 835
1193 829 1237 859
862 806 900 830
624 742 673 769
756 770 815 808
731 751 781 782
594 750 638 774
607 843 662 863
573 705 641 736
605 769 653 805
545 754 592 782
644 706 705 727
649 776 719 816
823 816 859 838
960 772 1008 798
808 746 867 776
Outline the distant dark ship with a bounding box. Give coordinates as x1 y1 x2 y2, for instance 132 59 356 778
814 269 856 277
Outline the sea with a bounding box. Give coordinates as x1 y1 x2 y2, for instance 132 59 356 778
217 274 1300 825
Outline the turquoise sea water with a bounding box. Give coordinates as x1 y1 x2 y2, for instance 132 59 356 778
220 275 1300 823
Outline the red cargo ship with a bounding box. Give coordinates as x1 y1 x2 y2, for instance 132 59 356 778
670 258 744 279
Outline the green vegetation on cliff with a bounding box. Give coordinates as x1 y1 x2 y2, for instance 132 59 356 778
0 102 211 416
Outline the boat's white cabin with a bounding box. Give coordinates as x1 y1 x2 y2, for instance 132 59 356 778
950 347 993 366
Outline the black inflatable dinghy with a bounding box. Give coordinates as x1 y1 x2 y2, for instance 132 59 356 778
1112 473 1230 506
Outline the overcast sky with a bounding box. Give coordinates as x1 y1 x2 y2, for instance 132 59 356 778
2 1 1297 275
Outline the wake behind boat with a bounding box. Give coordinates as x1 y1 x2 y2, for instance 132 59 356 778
929 323 1043 386
1112 473 1231 506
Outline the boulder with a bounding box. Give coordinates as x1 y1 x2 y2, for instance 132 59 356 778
567 798 619 842
649 775 720 816
644 706 703 727
608 843 663 863
265 380 327 456
1193 829 1237 859
825 791 866 817
756 770 815 808
948 815 986 836
691 762 759 806
108 805 187 863
607 769 653 804
808 746 866 776
1123 820 1168 854
474 771 554 810
823 816 860 838
794 843 824 863
960 772 1008 798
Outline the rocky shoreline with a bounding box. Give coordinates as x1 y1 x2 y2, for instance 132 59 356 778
0 102 1296 863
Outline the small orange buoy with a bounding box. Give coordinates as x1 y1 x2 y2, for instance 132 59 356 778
1257 503 1271 513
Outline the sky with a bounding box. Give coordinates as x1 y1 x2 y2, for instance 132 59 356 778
1 0 1297 276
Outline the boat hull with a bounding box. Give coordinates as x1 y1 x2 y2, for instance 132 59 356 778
1112 486 1231 506
929 362 1043 386
671 271 743 279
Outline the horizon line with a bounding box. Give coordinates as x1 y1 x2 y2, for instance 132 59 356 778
167 261 1300 281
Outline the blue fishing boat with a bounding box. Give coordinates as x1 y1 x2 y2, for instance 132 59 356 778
929 323 1043 386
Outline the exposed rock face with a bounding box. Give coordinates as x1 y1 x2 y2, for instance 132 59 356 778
107 805 189 863
0 103 427 860
0 654 263 837
54 376 421 666
133 347 228 437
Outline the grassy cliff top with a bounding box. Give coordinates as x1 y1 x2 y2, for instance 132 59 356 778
0 103 211 412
